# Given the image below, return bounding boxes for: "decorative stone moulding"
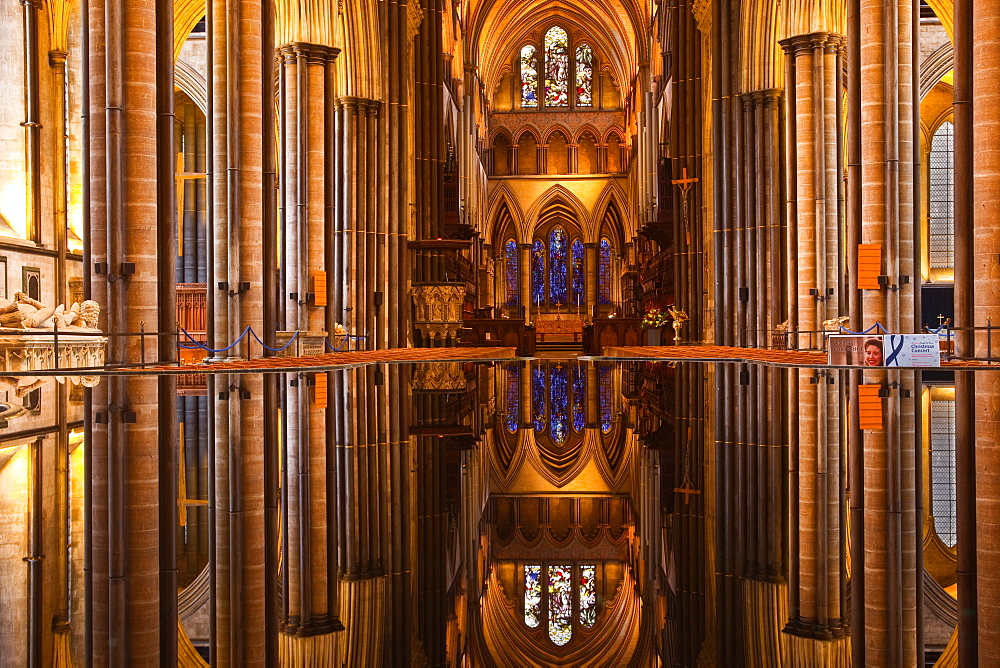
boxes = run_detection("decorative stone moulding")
[413,284,467,342]
[410,362,467,391]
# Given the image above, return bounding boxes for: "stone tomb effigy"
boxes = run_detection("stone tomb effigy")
[0,293,107,373]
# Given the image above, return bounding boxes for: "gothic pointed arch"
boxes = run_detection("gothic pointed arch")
[486,181,528,243]
[592,181,632,242]
[524,184,593,233]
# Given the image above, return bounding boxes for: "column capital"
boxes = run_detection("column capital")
[277,42,341,65]
[779,31,845,56]
[337,96,382,116]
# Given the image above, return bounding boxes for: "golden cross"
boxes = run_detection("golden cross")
[674,479,702,505]
[175,152,207,258]
[671,167,699,246]
[177,421,208,526]
[671,167,699,192]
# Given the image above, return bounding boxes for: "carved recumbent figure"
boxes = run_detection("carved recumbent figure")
[0,293,101,331]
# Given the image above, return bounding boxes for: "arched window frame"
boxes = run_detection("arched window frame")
[520,561,604,646]
[530,223,585,309]
[504,238,520,306]
[518,26,597,110]
[927,118,954,280]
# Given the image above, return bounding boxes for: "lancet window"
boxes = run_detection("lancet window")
[598,237,613,304]
[532,363,587,443]
[521,562,603,645]
[928,121,954,271]
[929,395,957,547]
[519,26,595,109]
[504,238,520,306]
[530,226,585,309]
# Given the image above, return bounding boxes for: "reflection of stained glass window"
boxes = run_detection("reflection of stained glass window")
[533,365,546,432]
[544,27,570,107]
[598,237,612,304]
[549,227,568,305]
[505,239,519,306]
[599,364,613,433]
[571,239,585,306]
[521,45,539,108]
[580,564,597,627]
[548,565,573,645]
[550,365,569,444]
[505,364,520,433]
[524,565,542,627]
[532,240,546,307]
[576,44,593,106]
[572,364,586,432]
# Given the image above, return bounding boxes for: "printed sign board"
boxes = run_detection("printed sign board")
[828,334,941,367]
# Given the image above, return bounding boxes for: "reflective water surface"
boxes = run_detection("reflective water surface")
[0,360,961,665]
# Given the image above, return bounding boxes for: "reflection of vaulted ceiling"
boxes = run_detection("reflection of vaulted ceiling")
[467,0,651,103]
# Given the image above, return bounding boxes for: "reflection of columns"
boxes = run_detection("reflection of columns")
[974,0,1000,660]
[85,0,176,655]
[276,42,341,647]
[519,243,533,321]
[850,0,918,664]
[780,32,849,658]
[585,242,598,316]
[210,0,269,659]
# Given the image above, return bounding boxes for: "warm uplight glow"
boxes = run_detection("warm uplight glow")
[0,181,28,239]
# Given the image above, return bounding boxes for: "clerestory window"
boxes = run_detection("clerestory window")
[519,26,594,110]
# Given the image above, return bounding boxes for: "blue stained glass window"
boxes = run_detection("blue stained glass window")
[544,27,570,107]
[579,565,597,627]
[548,565,573,645]
[576,44,593,106]
[505,239,519,307]
[521,45,539,108]
[571,239,585,306]
[598,237,613,305]
[599,364,613,433]
[549,227,568,306]
[549,365,569,444]
[531,240,546,308]
[532,365,546,432]
[505,364,520,433]
[572,364,586,433]
[524,565,542,627]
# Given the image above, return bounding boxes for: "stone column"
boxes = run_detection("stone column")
[780,32,849,662]
[86,0,171,658]
[567,143,579,173]
[974,0,1000,659]
[854,0,918,664]
[519,243,533,321]
[585,242,598,317]
[211,0,268,659]
[276,40,341,654]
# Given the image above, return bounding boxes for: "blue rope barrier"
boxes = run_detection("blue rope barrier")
[178,325,251,352]
[837,321,889,336]
[248,328,300,352]
[324,334,366,352]
[925,324,950,335]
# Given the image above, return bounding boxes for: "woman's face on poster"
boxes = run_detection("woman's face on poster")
[865,343,883,366]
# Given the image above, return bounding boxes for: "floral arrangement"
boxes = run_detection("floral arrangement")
[641,308,669,329]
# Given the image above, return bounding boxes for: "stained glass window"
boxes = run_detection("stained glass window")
[520,45,539,108]
[599,364,613,433]
[532,365,546,432]
[544,27,570,107]
[929,121,954,269]
[532,239,546,307]
[524,565,542,627]
[505,364,520,433]
[549,365,569,445]
[572,364,586,433]
[571,239,585,306]
[579,564,597,627]
[505,239,519,306]
[576,44,593,106]
[598,237,612,304]
[548,565,573,645]
[549,227,568,306]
